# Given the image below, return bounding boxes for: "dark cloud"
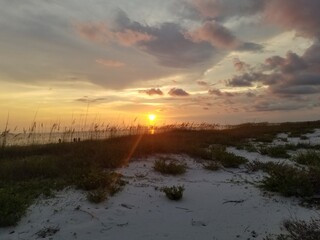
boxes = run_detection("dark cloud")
[264,0,320,38]
[75,22,155,46]
[186,21,263,51]
[99,11,216,68]
[227,72,265,87]
[181,0,265,21]
[227,41,320,101]
[168,88,190,97]
[265,52,308,73]
[197,80,209,86]
[186,21,239,49]
[138,88,164,96]
[270,85,320,95]
[237,42,263,52]
[208,88,222,96]
[208,88,235,97]
[253,100,314,112]
[76,97,107,103]
[246,91,256,98]
[233,58,250,72]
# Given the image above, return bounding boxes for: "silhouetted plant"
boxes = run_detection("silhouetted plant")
[161,185,185,200]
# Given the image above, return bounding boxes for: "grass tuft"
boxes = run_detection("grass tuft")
[203,161,221,171]
[260,163,320,197]
[264,219,320,240]
[87,188,108,203]
[293,150,320,167]
[258,145,290,158]
[154,158,187,175]
[210,145,248,168]
[161,185,185,200]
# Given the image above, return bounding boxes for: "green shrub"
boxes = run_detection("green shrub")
[203,161,221,171]
[161,185,185,200]
[294,150,320,167]
[259,145,290,158]
[154,159,187,175]
[87,188,108,203]
[210,146,248,168]
[261,164,319,197]
[0,190,26,226]
[76,170,125,202]
[264,219,320,240]
[245,161,277,172]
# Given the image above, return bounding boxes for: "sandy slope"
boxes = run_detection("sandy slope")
[1,130,320,240]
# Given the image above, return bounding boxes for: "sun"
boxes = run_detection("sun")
[148,114,156,122]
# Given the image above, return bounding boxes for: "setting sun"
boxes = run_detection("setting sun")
[148,114,156,122]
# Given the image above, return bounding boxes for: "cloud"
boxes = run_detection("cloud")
[185,21,263,51]
[75,22,155,46]
[208,88,235,97]
[265,52,307,73]
[264,0,320,38]
[96,59,125,68]
[227,41,320,100]
[197,80,209,86]
[76,97,107,103]
[186,21,240,49]
[208,88,222,96]
[76,11,217,69]
[227,72,265,87]
[75,22,108,43]
[253,100,313,112]
[138,88,164,96]
[168,88,190,97]
[233,58,250,72]
[182,0,265,21]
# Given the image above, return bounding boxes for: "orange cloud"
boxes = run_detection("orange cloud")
[185,21,240,50]
[96,59,125,68]
[75,22,155,46]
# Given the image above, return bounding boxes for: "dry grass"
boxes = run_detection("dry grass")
[0,120,320,226]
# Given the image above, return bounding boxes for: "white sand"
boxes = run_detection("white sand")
[1,131,320,240]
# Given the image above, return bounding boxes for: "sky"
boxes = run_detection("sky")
[1,0,320,130]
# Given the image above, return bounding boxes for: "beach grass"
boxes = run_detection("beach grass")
[0,120,320,226]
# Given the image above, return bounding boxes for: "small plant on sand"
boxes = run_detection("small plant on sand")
[210,145,248,168]
[260,163,320,197]
[87,188,108,203]
[203,161,221,171]
[264,219,320,240]
[161,185,185,200]
[245,161,277,173]
[235,142,258,152]
[258,145,290,158]
[76,170,126,203]
[293,150,320,167]
[154,158,187,175]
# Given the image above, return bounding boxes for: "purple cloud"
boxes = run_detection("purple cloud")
[139,88,164,96]
[168,88,190,97]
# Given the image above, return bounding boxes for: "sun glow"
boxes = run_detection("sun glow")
[148,114,156,122]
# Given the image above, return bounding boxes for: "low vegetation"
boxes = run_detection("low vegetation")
[161,185,185,200]
[293,150,320,167]
[264,219,320,240]
[258,145,291,158]
[153,158,187,175]
[203,161,221,171]
[246,161,320,197]
[210,145,248,168]
[0,120,319,226]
